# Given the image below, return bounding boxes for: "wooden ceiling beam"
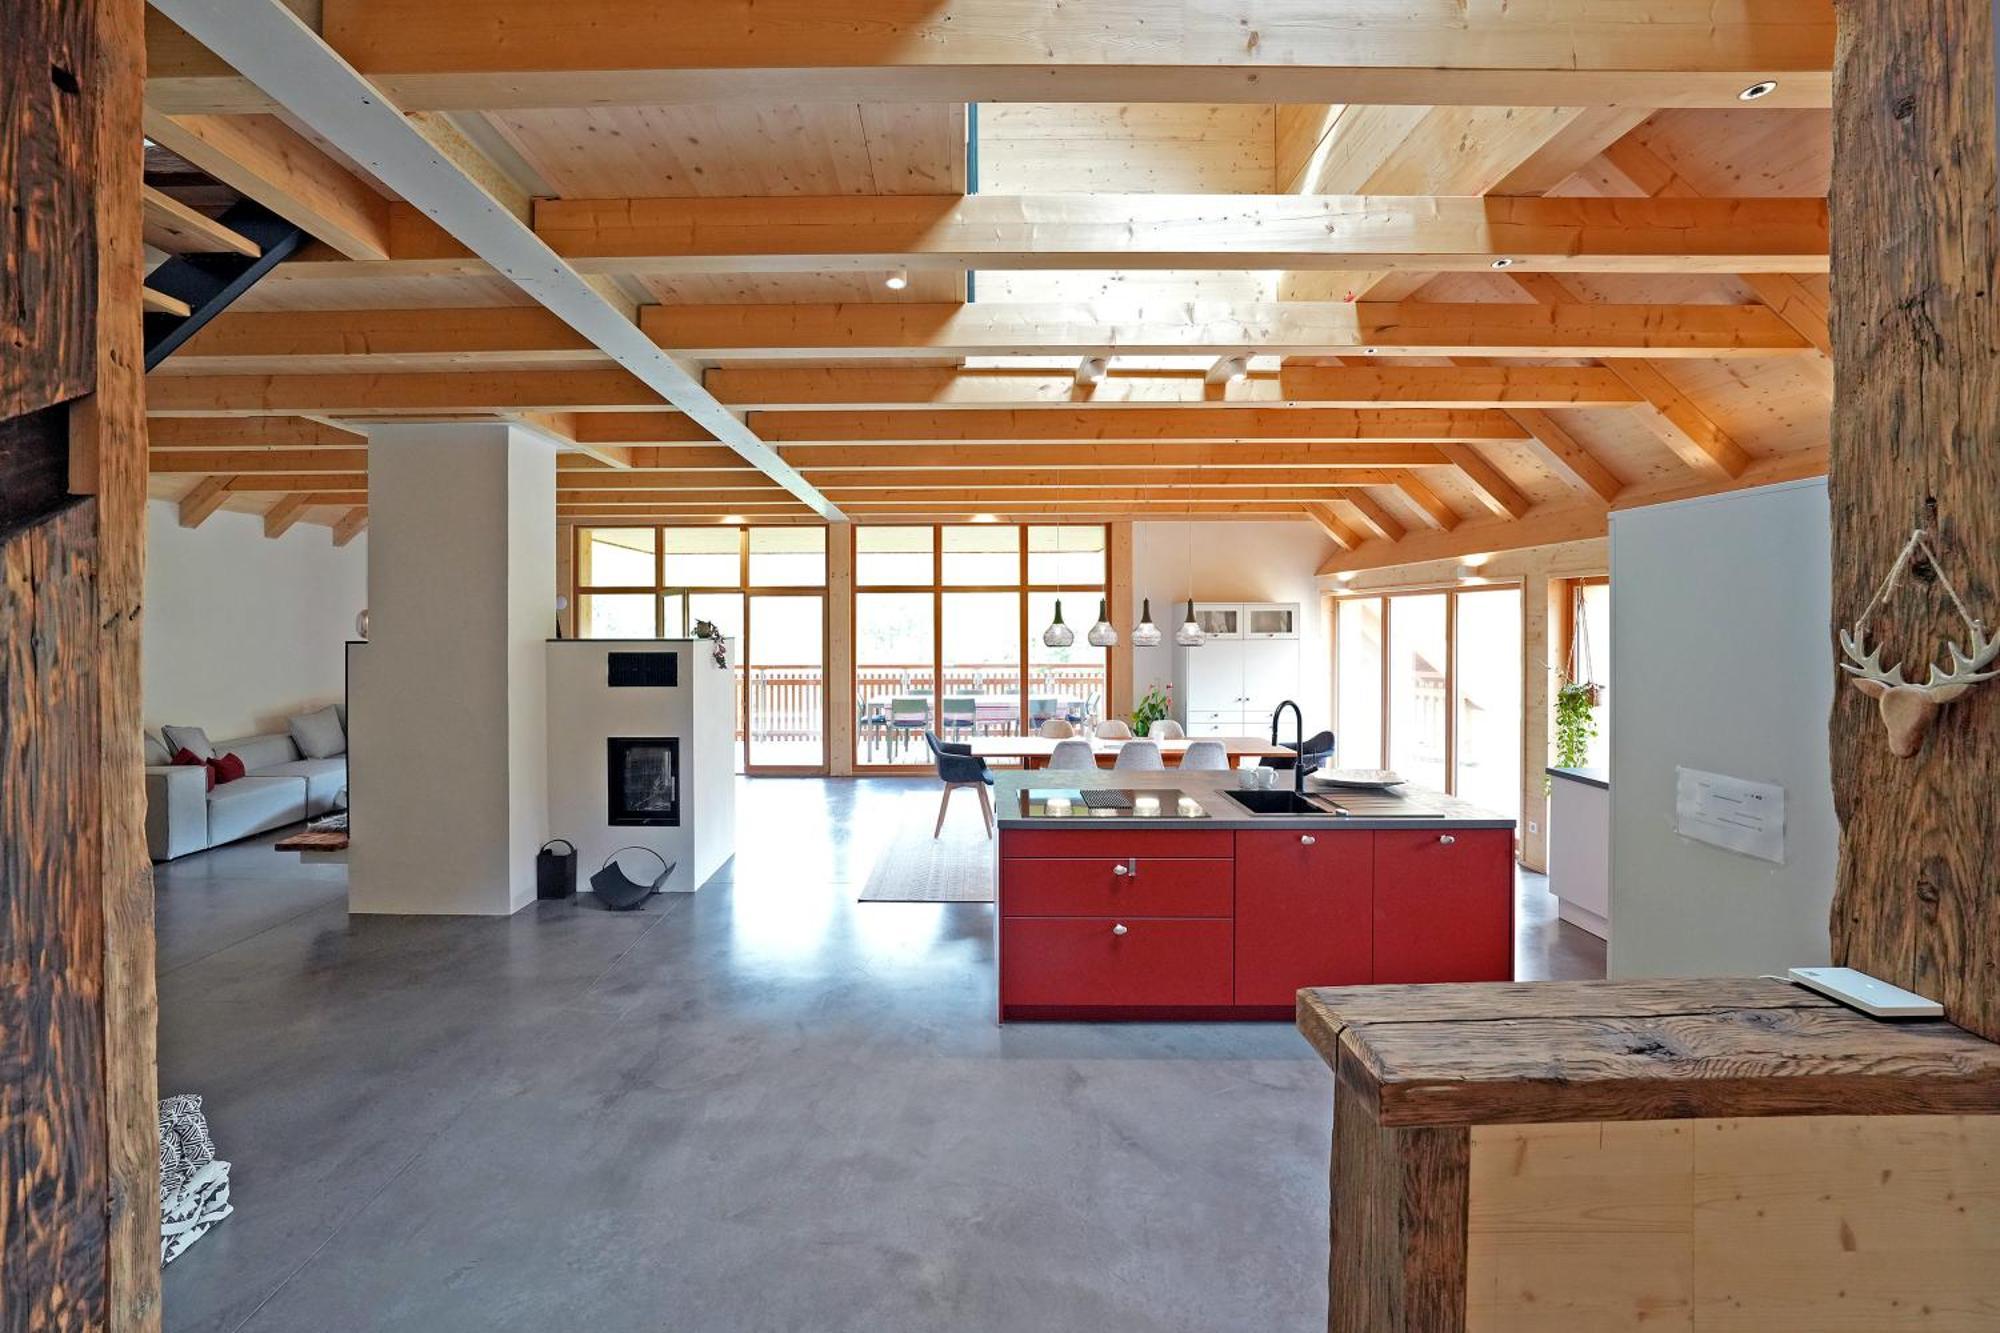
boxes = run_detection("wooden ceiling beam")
[144,1,1830,113]
[1505,407,1625,503]
[559,467,1406,493]
[332,507,368,546]
[142,287,193,317]
[174,307,599,365]
[792,443,1431,470]
[532,193,1827,275]
[1594,135,1833,356]
[1435,443,1533,519]
[140,111,395,261]
[145,370,683,418]
[639,301,1813,360]
[261,494,312,538]
[747,408,1527,446]
[142,184,260,257]
[706,365,1642,412]
[1303,504,1368,551]
[1506,273,1753,479]
[1391,471,1462,532]
[1343,490,1408,542]
[177,475,233,527]
[150,449,368,474]
[147,416,365,447]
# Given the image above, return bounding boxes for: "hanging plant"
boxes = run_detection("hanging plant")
[1553,681,1599,770]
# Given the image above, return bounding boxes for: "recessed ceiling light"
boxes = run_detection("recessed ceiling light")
[1074,356,1109,386]
[970,513,1000,524]
[884,267,909,290]
[1739,80,1778,101]
[1333,570,1356,584]
[721,514,746,525]
[1491,257,1516,269]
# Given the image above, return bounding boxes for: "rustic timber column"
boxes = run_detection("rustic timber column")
[1828,0,2000,1039]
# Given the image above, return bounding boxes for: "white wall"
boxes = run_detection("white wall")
[349,423,554,916]
[1608,478,1837,977]
[143,499,367,739]
[1130,519,1335,728]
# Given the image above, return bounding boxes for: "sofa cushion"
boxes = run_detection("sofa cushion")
[256,757,347,816]
[162,724,214,760]
[143,732,171,767]
[205,775,307,845]
[172,748,215,791]
[288,704,347,759]
[220,733,301,772]
[210,752,247,784]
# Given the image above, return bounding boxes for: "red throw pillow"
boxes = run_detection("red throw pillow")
[172,747,216,792]
[210,752,247,785]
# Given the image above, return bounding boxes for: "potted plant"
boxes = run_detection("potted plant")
[690,619,729,670]
[1130,683,1172,737]
[1553,679,1600,770]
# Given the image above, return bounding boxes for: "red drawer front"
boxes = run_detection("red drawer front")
[1373,828,1515,983]
[1000,857,1232,918]
[1000,918,1233,1008]
[1232,830,1373,1006]
[1001,827,1234,860]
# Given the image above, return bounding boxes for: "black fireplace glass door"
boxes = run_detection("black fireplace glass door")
[607,737,681,826]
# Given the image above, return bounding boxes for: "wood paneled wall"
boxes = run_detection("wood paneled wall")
[1828,0,2000,1041]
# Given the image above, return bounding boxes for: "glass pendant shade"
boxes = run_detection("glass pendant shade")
[1131,598,1163,647]
[1174,598,1206,647]
[1086,597,1118,647]
[1042,598,1076,648]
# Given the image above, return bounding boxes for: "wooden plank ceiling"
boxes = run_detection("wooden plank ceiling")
[140,0,1835,572]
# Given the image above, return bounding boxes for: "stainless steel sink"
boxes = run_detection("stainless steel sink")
[1222,789,1336,815]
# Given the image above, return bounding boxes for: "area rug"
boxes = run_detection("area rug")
[858,808,995,903]
[275,828,349,851]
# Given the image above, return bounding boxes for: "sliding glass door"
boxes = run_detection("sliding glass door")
[1334,585,1522,819]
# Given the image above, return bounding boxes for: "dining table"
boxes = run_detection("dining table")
[969,734,1294,770]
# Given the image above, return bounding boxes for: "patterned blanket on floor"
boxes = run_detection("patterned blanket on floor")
[159,1094,233,1265]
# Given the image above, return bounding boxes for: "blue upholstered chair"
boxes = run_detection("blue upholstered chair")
[924,730,995,838]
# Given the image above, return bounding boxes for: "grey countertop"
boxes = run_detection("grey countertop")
[1546,765,1609,790]
[993,768,1514,831]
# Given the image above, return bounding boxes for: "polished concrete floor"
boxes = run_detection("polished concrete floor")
[156,777,1603,1333]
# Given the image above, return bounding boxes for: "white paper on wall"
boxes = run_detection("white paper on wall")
[1674,766,1787,864]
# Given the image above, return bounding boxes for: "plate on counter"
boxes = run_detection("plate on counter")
[1310,769,1408,790]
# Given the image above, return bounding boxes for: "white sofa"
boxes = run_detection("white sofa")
[144,728,347,862]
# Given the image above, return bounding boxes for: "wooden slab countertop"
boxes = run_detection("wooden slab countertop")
[1297,979,2000,1128]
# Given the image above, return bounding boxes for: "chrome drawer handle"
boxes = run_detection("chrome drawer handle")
[1112,923,1129,936]
[1300,834,1316,846]
[1439,834,1456,845]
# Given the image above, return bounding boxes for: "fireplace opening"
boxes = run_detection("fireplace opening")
[607,737,680,826]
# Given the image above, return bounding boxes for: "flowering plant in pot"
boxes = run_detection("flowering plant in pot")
[1130,683,1172,737]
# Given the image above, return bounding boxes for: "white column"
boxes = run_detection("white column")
[348,422,555,915]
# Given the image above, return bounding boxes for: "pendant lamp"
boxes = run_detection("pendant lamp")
[1087,596,1117,647]
[1131,597,1163,647]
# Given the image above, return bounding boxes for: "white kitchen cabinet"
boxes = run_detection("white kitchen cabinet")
[1191,603,1243,639]
[1173,604,1302,738]
[1243,603,1299,639]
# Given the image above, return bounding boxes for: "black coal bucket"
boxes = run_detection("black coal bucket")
[536,839,577,900]
[590,846,675,910]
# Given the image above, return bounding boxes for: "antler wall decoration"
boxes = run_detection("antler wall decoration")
[1838,527,2000,757]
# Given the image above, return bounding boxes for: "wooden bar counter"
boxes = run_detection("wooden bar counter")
[1296,979,2000,1331]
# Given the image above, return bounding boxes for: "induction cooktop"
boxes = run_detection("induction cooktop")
[1019,788,1211,818]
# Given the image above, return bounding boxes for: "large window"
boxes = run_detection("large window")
[574,525,827,772]
[854,523,1107,768]
[1571,579,1611,770]
[1334,586,1522,820]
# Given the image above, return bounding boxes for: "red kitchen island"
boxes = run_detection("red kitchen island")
[994,769,1516,1021]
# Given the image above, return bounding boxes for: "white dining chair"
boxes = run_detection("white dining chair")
[1149,718,1185,740]
[1112,739,1164,771]
[1179,739,1229,771]
[1037,717,1076,739]
[1046,738,1096,771]
[1096,718,1132,740]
